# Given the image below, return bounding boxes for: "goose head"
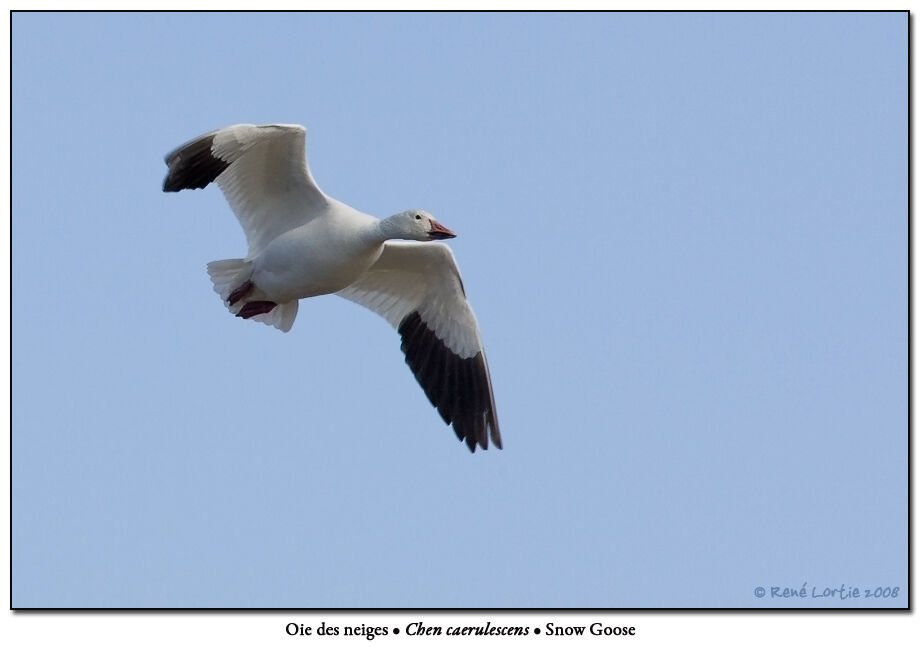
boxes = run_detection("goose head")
[384,210,456,242]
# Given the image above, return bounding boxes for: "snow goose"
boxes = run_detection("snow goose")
[162,123,501,452]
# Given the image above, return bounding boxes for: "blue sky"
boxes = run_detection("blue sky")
[11,12,906,609]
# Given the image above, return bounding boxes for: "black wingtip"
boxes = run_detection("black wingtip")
[398,311,502,453]
[162,133,230,193]
[492,427,503,450]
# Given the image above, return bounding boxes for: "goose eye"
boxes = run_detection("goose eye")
[414,214,422,220]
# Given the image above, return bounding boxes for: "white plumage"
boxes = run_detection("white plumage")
[163,123,501,451]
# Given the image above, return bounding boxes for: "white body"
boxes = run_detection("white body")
[253,202,383,301]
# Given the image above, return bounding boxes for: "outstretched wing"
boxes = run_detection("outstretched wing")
[337,242,501,452]
[163,123,329,256]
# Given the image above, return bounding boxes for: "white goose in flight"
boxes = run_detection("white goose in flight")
[162,123,501,452]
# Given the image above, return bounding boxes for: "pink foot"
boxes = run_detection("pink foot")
[228,280,254,306]
[237,301,278,319]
